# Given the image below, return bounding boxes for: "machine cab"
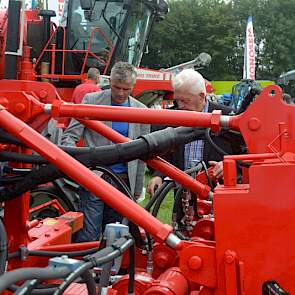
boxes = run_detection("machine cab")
[60,0,168,75]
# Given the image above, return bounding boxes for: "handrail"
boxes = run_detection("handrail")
[34,25,115,79]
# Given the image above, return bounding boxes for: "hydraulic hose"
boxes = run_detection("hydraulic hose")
[144,179,172,212]
[80,270,96,295]
[8,246,101,260]
[149,163,204,219]
[9,283,58,295]
[205,128,228,156]
[52,263,92,295]
[200,160,214,190]
[204,128,250,169]
[0,128,26,146]
[0,266,71,293]
[0,127,205,201]
[151,181,175,217]
[0,218,8,275]
[14,279,40,295]
[172,185,184,225]
[96,166,133,200]
[0,126,205,164]
[128,244,135,294]
[54,236,134,295]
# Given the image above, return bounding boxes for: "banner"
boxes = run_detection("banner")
[48,0,65,24]
[1,1,65,25]
[243,16,255,80]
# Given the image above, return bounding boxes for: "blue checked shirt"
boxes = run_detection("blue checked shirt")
[184,100,209,170]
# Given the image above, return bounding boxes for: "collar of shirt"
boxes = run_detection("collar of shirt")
[202,99,209,113]
[83,79,96,85]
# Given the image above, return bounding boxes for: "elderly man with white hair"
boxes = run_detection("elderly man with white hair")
[147,68,243,195]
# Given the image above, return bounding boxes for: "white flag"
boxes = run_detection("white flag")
[243,16,255,80]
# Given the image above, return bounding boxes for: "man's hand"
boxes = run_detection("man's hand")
[147,176,163,195]
[208,161,223,179]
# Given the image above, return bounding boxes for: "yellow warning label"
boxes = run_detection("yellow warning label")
[43,219,58,226]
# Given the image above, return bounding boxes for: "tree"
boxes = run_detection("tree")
[142,0,295,81]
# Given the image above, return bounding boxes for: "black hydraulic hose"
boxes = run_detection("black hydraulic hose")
[127,244,135,294]
[96,166,133,200]
[0,218,8,275]
[205,128,227,156]
[4,0,20,79]
[0,128,26,146]
[52,262,92,295]
[144,180,171,212]
[145,164,204,214]
[80,270,96,295]
[151,181,175,217]
[152,163,204,219]
[0,127,206,165]
[0,266,71,293]
[3,166,31,175]
[204,128,251,169]
[200,160,214,191]
[8,246,101,260]
[9,284,58,295]
[14,279,40,295]
[95,166,145,247]
[0,175,26,184]
[0,127,206,201]
[54,237,134,295]
[83,237,134,267]
[172,185,184,224]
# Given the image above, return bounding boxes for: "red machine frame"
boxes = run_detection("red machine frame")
[0,84,294,294]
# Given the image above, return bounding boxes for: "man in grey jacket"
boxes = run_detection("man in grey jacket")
[61,62,150,241]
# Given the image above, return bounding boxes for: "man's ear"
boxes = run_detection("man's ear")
[200,92,206,100]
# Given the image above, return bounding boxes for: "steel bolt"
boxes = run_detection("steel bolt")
[248,118,261,131]
[188,255,202,270]
[224,250,236,264]
[15,103,26,114]
[39,89,48,100]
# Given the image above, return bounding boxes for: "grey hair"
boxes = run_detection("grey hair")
[172,69,206,96]
[110,61,137,84]
[87,67,100,83]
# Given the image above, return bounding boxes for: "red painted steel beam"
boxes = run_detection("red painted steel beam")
[0,106,172,243]
[79,119,212,199]
[51,101,226,131]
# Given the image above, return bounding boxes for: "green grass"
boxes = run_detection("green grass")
[140,170,174,225]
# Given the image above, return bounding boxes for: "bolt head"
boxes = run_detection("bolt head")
[188,255,202,270]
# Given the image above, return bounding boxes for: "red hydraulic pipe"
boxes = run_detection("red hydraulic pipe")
[51,102,222,129]
[225,153,282,161]
[0,106,172,243]
[79,119,212,198]
[37,241,100,252]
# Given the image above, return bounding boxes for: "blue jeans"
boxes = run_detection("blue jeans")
[74,188,104,242]
[74,174,129,242]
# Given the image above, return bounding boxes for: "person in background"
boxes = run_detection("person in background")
[61,61,150,242]
[72,67,101,104]
[147,69,243,195]
[283,93,295,105]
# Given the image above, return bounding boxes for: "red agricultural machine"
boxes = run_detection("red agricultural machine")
[0,0,173,101]
[0,1,294,295]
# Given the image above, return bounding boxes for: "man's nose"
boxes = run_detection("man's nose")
[117,88,124,96]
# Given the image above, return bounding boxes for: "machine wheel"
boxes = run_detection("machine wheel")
[30,186,76,220]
